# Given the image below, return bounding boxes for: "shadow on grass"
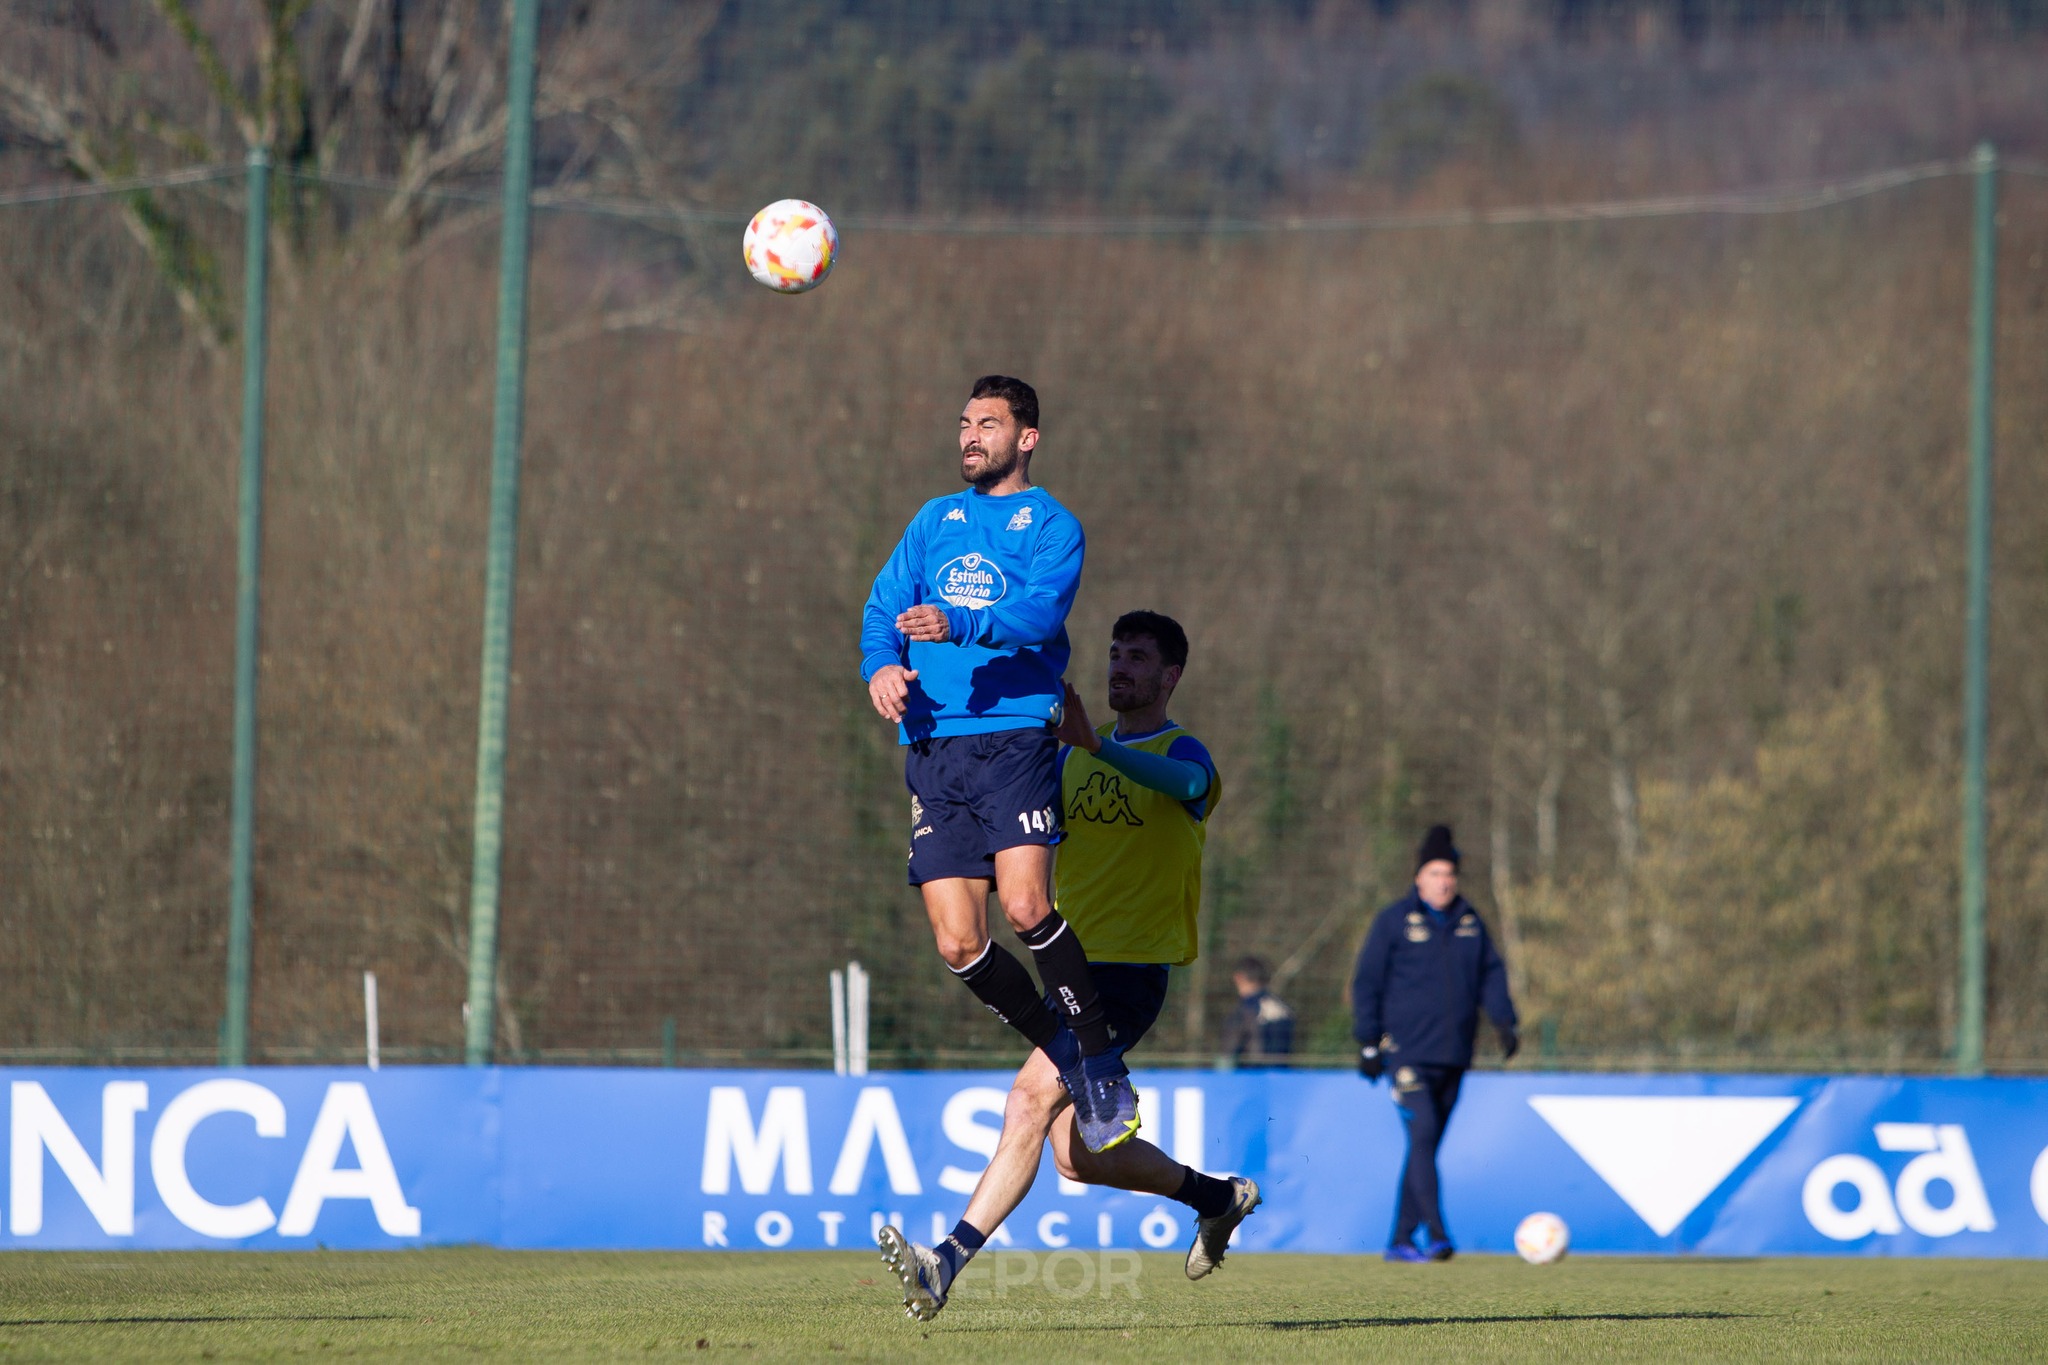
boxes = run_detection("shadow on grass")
[1269,1310,1754,1331]
[942,1310,1755,1334]
[1,1313,402,1328]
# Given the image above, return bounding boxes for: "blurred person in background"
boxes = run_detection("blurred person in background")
[1219,955,1295,1065]
[1351,824,1518,1263]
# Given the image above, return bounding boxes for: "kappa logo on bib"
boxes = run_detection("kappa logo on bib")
[935,553,1007,610]
[1067,771,1144,827]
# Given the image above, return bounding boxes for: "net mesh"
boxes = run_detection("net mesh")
[3,3,2047,1070]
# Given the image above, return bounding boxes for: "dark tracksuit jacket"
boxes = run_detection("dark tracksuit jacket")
[1350,889,1517,1066]
[1350,888,1518,1247]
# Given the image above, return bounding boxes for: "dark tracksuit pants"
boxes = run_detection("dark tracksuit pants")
[1391,1064,1464,1247]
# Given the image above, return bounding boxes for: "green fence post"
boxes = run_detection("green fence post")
[1958,142,1997,1078]
[465,0,542,1066]
[223,145,271,1068]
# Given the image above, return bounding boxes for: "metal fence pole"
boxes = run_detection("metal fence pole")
[1958,141,1997,1077]
[364,970,381,1071]
[465,0,541,1066]
[223,146,271,1068]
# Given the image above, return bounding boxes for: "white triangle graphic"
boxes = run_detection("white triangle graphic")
[1528,1095,1800,1236]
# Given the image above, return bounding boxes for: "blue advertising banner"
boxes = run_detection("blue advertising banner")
[3,1068,2046,1255]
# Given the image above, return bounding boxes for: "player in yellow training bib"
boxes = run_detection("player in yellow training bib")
[878,611,1261,1323]
[1054,640,1222,968]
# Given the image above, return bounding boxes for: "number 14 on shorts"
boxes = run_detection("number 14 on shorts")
[1016,805,1056,834]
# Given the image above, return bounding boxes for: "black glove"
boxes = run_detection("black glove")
[1496,1025,1520,1061]
[1358,1045,1384,1081]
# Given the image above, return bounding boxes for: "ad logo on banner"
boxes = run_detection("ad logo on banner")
[684,1080,1209,1251]
[1528,1096,1801,1235]
[1802,1124,1995,1240]
[6,1077,421,1244]
[3,1068,2046,1256]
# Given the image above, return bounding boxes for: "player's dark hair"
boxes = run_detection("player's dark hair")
[970,375,1039,431]
[1234,956,1270,986]
[1112,610,1189,669]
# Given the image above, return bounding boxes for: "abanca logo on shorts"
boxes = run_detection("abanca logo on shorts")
[935,553,1007,610]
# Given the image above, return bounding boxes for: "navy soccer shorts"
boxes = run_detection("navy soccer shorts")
[1041,963,1170,1074]
[904,728,1062,886]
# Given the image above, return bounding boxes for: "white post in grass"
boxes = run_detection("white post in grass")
[363,970,381,1071]
[847,961,869,1077]
[830,969,848,1076]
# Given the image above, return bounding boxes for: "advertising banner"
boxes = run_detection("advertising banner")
[3,1068,2045,1255]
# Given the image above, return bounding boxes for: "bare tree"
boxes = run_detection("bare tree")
[0,1,717,337]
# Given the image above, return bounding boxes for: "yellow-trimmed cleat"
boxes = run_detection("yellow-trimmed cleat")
[1076,1072,1141,1153]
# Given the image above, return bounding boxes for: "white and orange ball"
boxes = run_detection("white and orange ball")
[743,199,838,293]
[1514,1211,1570,1265]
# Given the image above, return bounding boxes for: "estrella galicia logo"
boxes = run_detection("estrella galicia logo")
[935,553,1007,610]
[1068,771,1143,826]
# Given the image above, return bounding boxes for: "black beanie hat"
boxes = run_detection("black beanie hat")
[1416,824,1460,871]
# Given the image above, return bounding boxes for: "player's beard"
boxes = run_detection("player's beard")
[962,440,1019,490]
[1107,676,1160,713]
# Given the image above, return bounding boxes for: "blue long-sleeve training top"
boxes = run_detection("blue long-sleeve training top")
[860,485,1084,743]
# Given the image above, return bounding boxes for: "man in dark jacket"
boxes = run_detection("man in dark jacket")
[1219,956,1295,1065]
[1350,824,1518,1262]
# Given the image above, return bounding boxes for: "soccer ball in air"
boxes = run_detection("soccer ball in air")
[743,199,838,293]
[1514,1211,1570,1265]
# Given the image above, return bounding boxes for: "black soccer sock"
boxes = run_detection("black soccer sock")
[951,942,1061,1050]
[1173,1166,1237,1220]
[933,1219,987,1291]
[1016,910,1114,1059]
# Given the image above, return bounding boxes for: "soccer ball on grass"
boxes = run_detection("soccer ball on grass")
[1514,1211,1570,1265]
[743,199,838,293]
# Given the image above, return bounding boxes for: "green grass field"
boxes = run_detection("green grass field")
[0,1250,2041,1361]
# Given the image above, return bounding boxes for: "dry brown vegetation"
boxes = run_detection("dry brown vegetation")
[3,2,2048,1068]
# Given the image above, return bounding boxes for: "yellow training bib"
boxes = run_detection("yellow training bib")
[1054,722,1221,966]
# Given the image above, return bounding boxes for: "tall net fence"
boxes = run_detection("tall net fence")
[4,3,2048,1071]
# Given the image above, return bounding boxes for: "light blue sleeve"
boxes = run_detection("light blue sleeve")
[860,508,926,682]
[940,507,1084,650]
[1092,735,1212,805]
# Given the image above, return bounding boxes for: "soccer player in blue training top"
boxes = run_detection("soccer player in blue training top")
[861,375,1138,1155]
[1351,824,1519,1262]
[879,611,1259,1322]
